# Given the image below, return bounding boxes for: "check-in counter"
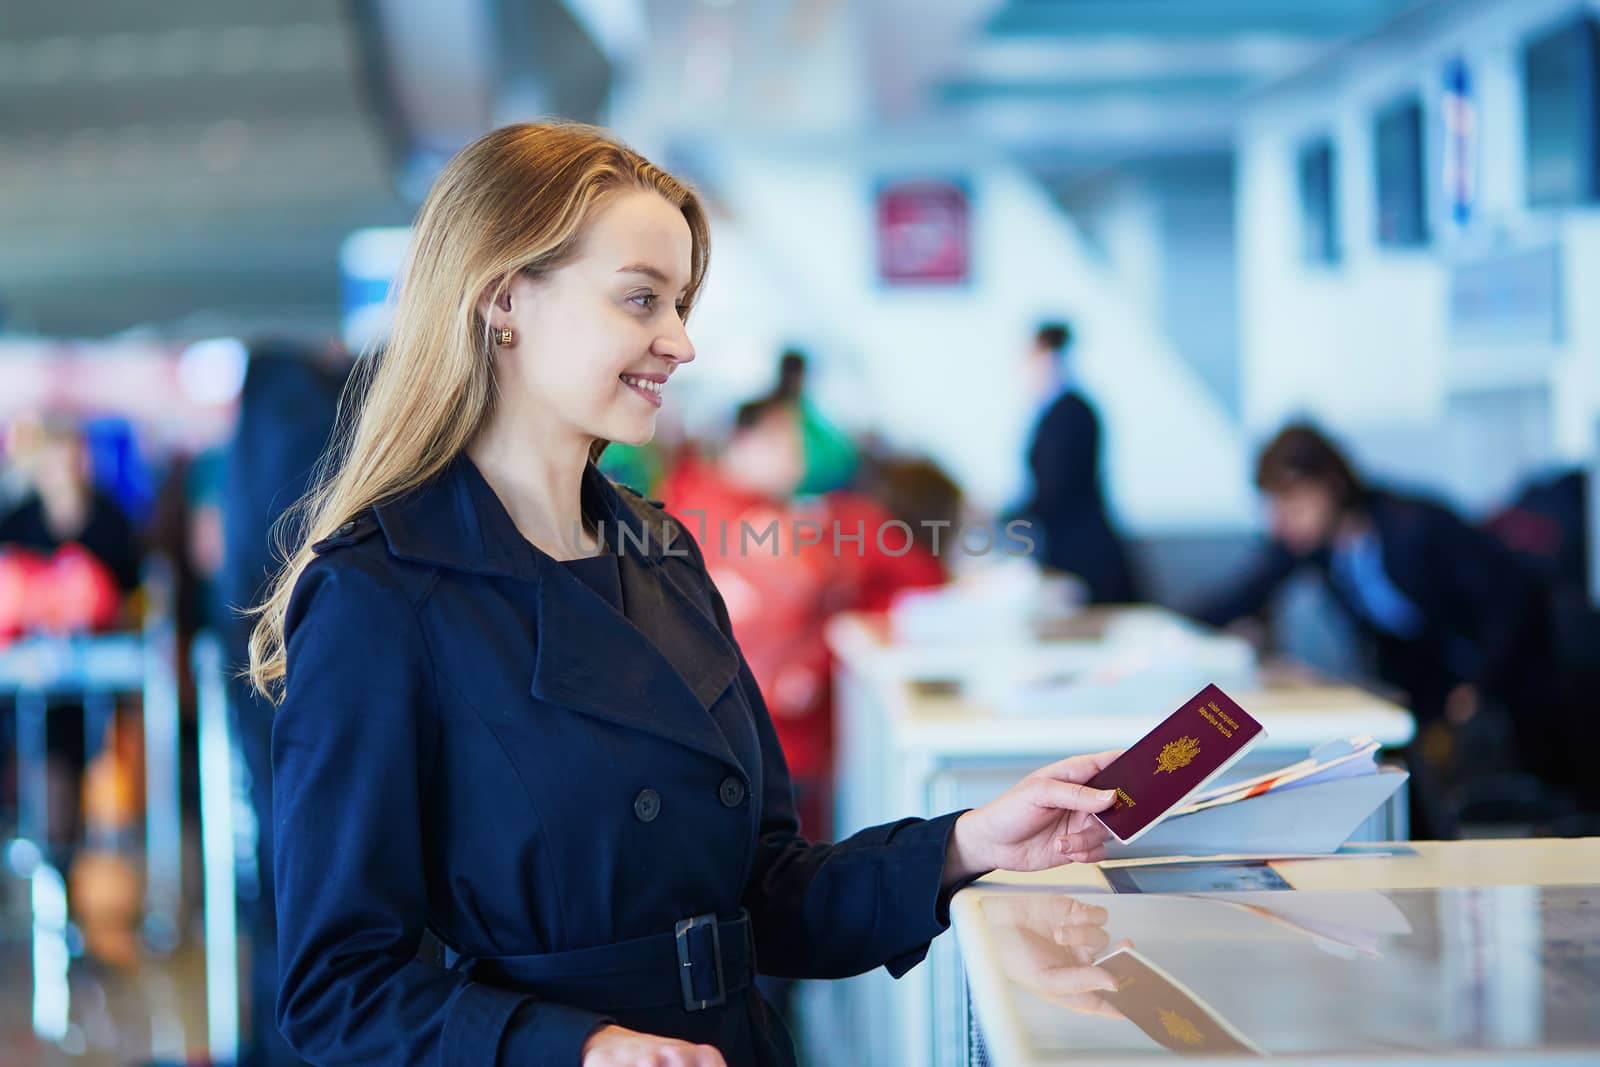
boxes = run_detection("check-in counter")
[806,606,1417,1067]
[955,839,1600,1066]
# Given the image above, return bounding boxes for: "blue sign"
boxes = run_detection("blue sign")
[1442,57,1477,226]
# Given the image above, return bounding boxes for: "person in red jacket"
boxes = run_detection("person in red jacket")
[661,400,951,838]
[661,400,835,831]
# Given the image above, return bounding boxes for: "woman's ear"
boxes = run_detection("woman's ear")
[475,276,516,323]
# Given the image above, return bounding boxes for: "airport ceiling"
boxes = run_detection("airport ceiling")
[0,0,398,338]
[0,0,1419,338]
[932,0,1423,168]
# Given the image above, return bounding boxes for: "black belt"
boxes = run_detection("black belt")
[420,911,754,1014]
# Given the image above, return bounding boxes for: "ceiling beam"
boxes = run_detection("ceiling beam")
[950,33,1323,82]
[939,72,1252,104]
[985,0,1414,39]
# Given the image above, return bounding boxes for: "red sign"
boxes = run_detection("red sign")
[876,180,970,285]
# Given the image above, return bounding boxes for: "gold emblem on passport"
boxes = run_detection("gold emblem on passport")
[1160,1008,1204,1045]
[1156,735,1200,774]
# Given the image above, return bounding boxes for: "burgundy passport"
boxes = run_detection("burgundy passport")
[1087,684,1265,844]
[1095,947,1263,1055]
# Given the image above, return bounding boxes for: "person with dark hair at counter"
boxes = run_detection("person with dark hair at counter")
[1191,422,1558,832]
[1023,321,1136,604]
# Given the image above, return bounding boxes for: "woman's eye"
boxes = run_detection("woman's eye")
[628,293,687,319]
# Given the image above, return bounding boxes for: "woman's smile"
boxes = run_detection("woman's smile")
[620,372,665,407]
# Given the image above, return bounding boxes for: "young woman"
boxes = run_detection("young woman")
[250,122,1119,1067]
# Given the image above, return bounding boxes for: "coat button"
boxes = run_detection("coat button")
[718,777,746,808]
[335,520,356,536]
[633,789,661,822]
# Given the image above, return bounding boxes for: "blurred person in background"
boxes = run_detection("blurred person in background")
[1022,321,1137,604]
[1479,468,1598,823]
[1191,422,1562,834]
[0,416,141,890]
[145,446,229,661]
[139,445,229,836]
[765,348,858,496]
[836,452,957,612]
[1483,469,1589,595]
[1,416,142,597]
[220,336,350,1067]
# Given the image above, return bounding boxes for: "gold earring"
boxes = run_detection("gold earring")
[494,327,514,346]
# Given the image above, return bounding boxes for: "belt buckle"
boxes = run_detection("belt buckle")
[674,913,726,1012]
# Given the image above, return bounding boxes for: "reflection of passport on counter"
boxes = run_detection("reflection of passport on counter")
[1087,684,1265,844]
[1096,947,1263,1056]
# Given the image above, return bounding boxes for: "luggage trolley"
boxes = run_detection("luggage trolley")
[191,628,241,1063]
[0,559,184,949]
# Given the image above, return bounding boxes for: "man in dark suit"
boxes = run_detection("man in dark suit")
[1192,423,1561,833]
[219,338,350,1067]
[1024,322,1137,603]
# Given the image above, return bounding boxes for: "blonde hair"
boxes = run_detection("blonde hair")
[246,121,710,701]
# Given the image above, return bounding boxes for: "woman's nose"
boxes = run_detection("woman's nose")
[655,319,695,365]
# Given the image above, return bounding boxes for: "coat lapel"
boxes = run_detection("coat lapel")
[529,552,741,768]
[378,456,744,770]
[534,464,742,764]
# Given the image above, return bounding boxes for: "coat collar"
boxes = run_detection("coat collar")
[374,455,696,575]
[373,456,745,771]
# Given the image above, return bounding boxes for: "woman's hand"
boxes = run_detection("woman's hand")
[581,1024,727,1066]
[988,894,1131,1018]
[943,751,1121,886]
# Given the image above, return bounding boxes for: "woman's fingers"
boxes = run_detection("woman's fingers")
[1052,921,1111,955]
[583,1030,725,1067]
[1051,804,1112,860]
[1049,897,1109,928]
[1046,991,1125,1019]
[652,1047,725,1067]
[1054,849,1108,866]
[1032,777,1117,815]
[1053,821,1110,855]
[1038,962,1119,998]
[1032,750,1123,784]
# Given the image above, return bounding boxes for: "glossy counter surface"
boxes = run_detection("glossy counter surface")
[954,840,1600,1066]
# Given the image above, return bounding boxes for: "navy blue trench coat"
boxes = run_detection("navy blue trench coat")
[271,455,967,1066]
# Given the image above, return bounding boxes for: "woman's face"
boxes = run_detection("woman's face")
[491,189,696,448]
